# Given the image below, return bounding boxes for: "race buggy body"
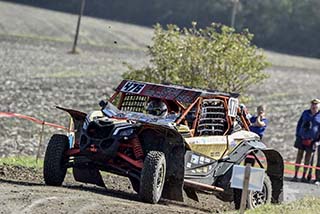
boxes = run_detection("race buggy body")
[43,80,284,209]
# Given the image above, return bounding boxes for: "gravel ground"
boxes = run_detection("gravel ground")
[0,165,233,213]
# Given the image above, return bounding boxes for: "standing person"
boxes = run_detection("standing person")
[292,99,320,182]
[249,105,268,139]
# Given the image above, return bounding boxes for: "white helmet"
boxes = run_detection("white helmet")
[146,99,168,117]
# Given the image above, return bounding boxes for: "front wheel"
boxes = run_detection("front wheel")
[139,151,166,204]
[43,134,69,186]
[234,174,272,209]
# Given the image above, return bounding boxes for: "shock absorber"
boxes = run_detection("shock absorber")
[131,136,143,159]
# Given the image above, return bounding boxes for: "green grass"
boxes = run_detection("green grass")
[245,197,320,214]
[284,163,295,172]
[0,156,43,168]
[224,197,320,214]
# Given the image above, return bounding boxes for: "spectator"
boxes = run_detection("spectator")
[249,105,268,139]
[292,99,320,182]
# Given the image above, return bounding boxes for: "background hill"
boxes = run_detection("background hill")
[2,0,320,58]
[1,1,320,161]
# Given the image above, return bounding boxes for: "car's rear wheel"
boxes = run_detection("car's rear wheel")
[234,173,272,209]
[43,134,69,186]
[139,151,166,204]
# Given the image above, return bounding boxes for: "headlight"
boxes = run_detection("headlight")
[113,126,134,137]
[118,128,134,137]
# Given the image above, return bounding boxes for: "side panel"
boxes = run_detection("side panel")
[211,141,283,203]
[56,106,86,144]
[185,136,228,159]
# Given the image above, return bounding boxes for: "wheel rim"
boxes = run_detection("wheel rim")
[156,162,165,192]
[251,183,268,207]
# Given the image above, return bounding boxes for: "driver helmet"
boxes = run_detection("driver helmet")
[146,99,168,117]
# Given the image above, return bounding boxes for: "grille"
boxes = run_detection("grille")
[197,99,227,136]
[120,94,148,112]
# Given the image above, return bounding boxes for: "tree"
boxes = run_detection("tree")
[123,22,270,94]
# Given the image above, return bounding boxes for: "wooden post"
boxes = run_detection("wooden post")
[71,0,86,54]
[36,121,45,163]
[239,163,251,214]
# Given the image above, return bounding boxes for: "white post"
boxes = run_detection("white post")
[36,121,45,163]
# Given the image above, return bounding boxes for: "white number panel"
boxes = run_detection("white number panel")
[121,81,146,94]
[228,97,238,117]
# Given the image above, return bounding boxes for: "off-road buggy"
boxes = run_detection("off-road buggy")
[43,80,283,209]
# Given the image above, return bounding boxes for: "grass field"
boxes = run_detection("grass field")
[0,156,43,168]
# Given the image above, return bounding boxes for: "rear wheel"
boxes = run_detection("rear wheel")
[234,174,272,209]
[43,134,69,186]
[139,151,166,204]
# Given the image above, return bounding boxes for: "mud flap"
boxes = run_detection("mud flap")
[73,167,106,188]
[138,127,185,202]
[161,176,184,201]
[262,149,284,204]
[161,145,185,201]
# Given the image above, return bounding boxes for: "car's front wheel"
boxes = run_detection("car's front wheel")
[139,151,166,204]
[43,134,69,186]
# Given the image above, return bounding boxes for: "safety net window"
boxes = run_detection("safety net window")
[120,94,148,113]
[197,99,227,136]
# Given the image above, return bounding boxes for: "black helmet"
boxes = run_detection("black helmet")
[146,99,168,117]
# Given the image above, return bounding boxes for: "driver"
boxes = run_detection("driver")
[146,98,168,117]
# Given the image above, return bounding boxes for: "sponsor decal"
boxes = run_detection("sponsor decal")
[190,154,200,164]
[229,140,237,148]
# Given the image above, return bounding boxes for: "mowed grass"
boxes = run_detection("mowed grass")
[244,197,320,214]
[224,197,320,214]
[265,51,320,71]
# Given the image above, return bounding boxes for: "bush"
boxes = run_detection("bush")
[123,22,270,94]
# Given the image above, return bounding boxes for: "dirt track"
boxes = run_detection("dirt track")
[0,165,233,214]
[1,165,320,213]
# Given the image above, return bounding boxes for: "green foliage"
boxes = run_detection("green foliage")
[123,23,270,93]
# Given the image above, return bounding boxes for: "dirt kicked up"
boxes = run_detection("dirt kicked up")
[0,165,233,213]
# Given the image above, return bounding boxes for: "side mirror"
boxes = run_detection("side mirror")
[99,100,107,108]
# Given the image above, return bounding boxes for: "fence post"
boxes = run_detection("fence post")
[36,121,45,163]
[239,163,251,214]
[71,0,86,54]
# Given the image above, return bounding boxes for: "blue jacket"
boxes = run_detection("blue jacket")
[296,110,320,140]
[249,116,268,138]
